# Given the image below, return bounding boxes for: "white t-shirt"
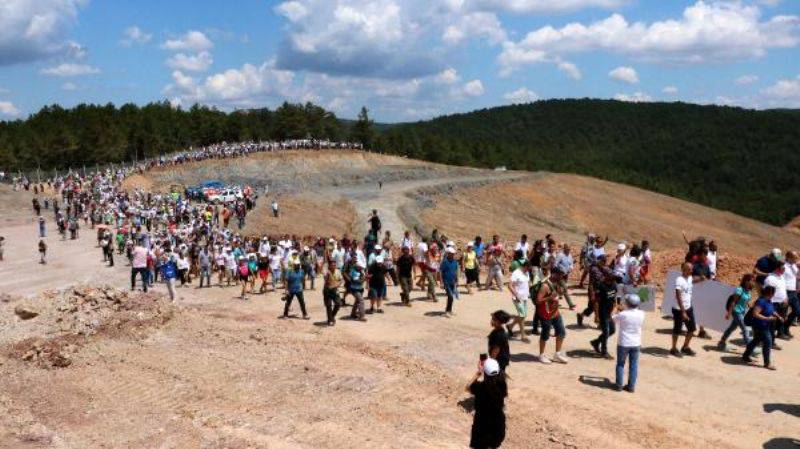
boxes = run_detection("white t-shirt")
[783,262,798,292]
[765,273,788,304]
[515,242,529,255]
[674,275,693,310]
[613,309,645,347]
[416,242,428,262]
[624,257,640,285]
[613,254,629,278]
[510,268,530,301]
[706,251,717,277]
[269,254,282,270]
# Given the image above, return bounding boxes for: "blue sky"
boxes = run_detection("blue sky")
[0,0,798,122]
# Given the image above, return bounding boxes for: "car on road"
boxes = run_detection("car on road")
[207,187,243,203]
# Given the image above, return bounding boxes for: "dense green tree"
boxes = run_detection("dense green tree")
[351,106,374,149]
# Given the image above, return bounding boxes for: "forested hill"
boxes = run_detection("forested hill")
[374,99,800,226]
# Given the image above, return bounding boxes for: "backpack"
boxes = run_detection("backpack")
[743,306,755,327]
[162,260,177,279]
[239,263,249,277]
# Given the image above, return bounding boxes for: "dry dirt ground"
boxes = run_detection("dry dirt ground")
[2,155,799,449]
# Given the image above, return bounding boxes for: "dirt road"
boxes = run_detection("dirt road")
[331,171,532,239]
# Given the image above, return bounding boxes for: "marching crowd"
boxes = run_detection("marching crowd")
[2,144,798,449]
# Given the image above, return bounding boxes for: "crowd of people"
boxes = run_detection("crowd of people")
[2,144,798,449]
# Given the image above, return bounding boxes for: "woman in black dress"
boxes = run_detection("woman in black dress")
[467,357,508,449]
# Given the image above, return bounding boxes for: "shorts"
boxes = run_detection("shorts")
[369,284,387,299]
[239,273,249,282]
[258,269,268,280]
[540,315,566,341]
[672,307,697,334]
[513,298,529,318]
[465,267,479,283]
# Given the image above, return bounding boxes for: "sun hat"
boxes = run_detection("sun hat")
[483,358,501,376]
[446,247,456,254]
[617,243,626,251]
[624,294,641,308]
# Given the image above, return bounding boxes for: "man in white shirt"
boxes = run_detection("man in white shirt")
[415,238,429,290]
[785,251,799,339]
[765,265,788,341]
[707,240,719,280]
[613,294,645,393]
[515,234,530,257]
[507,262,531,343]
[671,262,697,357]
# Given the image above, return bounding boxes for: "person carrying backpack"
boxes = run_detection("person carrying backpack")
[742,285,783,370]
[160,248,178,301]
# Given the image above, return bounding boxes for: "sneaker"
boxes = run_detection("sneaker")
[590,339,601,354]
[553,352,568,364]
[377,309,384,314]
[697,329,711,340]
[773,343,782,351]
[602,353,614,360]
[752,347,762,356]
[765,364,777,371]
[669,348,682,357]
[614,384,623,392]
[539,354,552,364]
[366,308,374,315]
[681,347,696,357]
[716,341,727,352]
[623,385,635,393]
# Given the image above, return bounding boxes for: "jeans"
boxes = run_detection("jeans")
[131,267,148,292]
[597,313,616,354]
[271,268,281,289]
[199,266,211,287]
[323,287,341,323]
[283,291,308,317]
[444,281,458,312]
[556,278,575,308]
[743,326,772,366]
[399,276,412,304]
[720,311,751,345]
[350,289,365,319]
[784,291,799,334]
[165,277,177,301]
[615,346,640,390]
[425,272,437,299]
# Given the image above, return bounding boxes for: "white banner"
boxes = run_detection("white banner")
[661,270,736,333]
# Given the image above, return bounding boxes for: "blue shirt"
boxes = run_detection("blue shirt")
[474,242,485,258]
[348,268,364,291]
[440,258,459,285]
[753,297,775,330]
[286,269,304,294]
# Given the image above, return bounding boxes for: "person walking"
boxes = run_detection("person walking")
[488,310,511,373]
[367,255,388,314]
[441,247,460,316]
[38,239,47,264]
[535,268,568,364]
[131,239,149,292]
[282,260,309,319]
[396,245,415,306]
[590,269,617,359]
[160,249,179,301]
[670,262,697,357]
[198,246,212,288]
[323,260,342,325]
[718,274,755,351]
[345,263,367,322]
[613,294,645,392]
[467,358,507,449]
[742,286,782,370]
[507,261,531,342]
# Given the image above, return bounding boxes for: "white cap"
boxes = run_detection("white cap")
[446,247,456,254]
[375,255,385,264]
[624,294,641,308]
[617,243,626,251]
[329,238,336,243]
[446,240,455,247]
[303,246,309,251]
[467,241,474,247]
[375,244,382,250]
[483,358,500,376]
[772,248,783,260]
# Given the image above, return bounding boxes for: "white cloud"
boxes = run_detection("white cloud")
[121,26,152,46]
[662,86,678,94]
[442,11,507,45]
[556,60,582,80]
[614,91,652,102]
[462,79,485,97]
[735,74,759,85]
[0,101,20,116]
[161,31,213,52]
[61,81,77,91]
[477,0,627,14]
[40,63,100,76]
[608,66,638,84]
[0,0,87,65]
[275,1,309,22]
[166,51,213,72]
[761,75,800,107]
[503,87,538,103]
[434,68,460,84]
[498,1,800,74]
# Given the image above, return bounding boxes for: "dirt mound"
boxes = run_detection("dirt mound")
[243,194,357,238]
[121,150,480,194]
[2,285,174,369]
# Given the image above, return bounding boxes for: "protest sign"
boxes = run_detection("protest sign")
[661,270,736,333]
